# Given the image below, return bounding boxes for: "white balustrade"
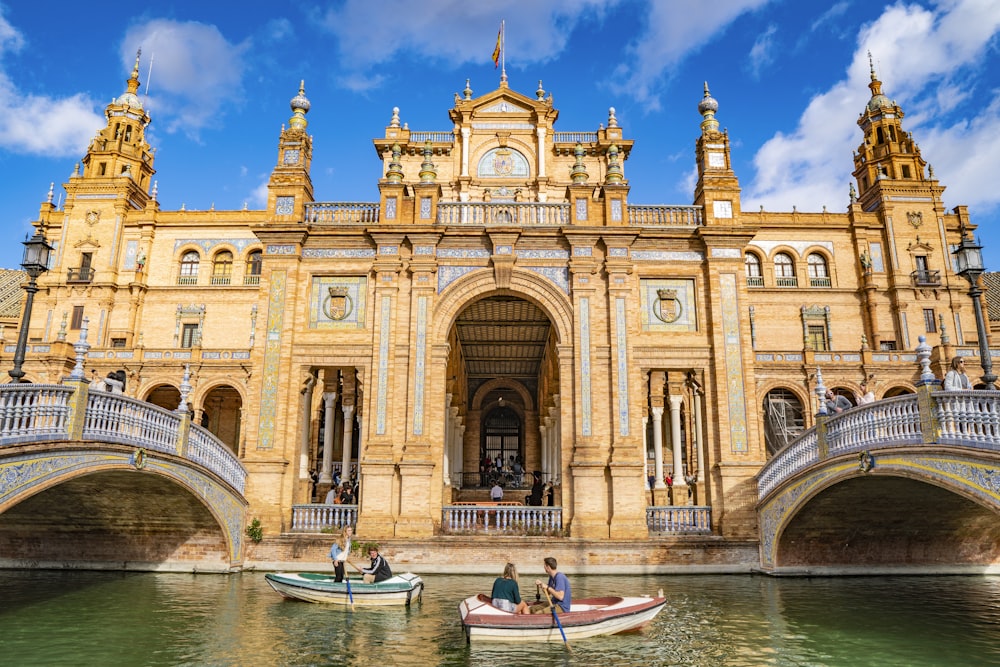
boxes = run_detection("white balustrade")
[441,505,563,535]
[627,205,703,226]
[437,202,569,226]
[186,424,247,492]
[305,202,380,224]
[0,384,73,439]
[646,506,712,534]
[291,504,358,532]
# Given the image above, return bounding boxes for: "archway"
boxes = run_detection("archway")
[199,384,243,453]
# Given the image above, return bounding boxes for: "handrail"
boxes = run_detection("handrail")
[305,202,380,224]
[627,205,703,226]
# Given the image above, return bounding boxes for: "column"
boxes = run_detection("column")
[299,374,316,479]
[643,413,650,489]
[693,387,705,483]
[461,127,471,177]
[443,394,452,488]
[455,422,466,486]
[536,127,546,178]
[651,406,665,489]
[341,404,356,484]
[669,394,688,503]
[355,412,363,479]
[319,391,337,484]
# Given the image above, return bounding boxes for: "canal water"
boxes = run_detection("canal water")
[0,570,997,666]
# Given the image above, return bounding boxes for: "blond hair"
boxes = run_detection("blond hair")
[503,562,518,581]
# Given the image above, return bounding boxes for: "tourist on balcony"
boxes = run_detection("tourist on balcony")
[526,472,543,505]
[858,381,876,405]
[825,389,852,414]
[324,485,338,505]
[340,484,355,505]
[490,481,504,501]
[491,562,529,614]
[361,545,392,583]
[329,525,353,583]
[944,357,973,391]
[543,482,554,507]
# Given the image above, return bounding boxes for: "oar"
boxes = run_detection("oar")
[540,583,571,652]
[345,575,355,611]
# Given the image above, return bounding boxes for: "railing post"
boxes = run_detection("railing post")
[915,335,942,444]
[62,378,89,441]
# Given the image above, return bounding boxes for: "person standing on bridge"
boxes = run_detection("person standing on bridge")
[944,357,973,391]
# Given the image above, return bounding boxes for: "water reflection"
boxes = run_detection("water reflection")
[0,571,997,666]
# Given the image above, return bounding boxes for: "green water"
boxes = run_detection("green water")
[0,571,997,666]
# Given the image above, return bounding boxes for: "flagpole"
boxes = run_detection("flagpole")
[501,19,506,84]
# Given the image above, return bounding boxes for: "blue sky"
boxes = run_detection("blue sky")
[1,1,1000,270]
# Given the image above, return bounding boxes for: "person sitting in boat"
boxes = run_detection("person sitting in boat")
[535,556,571,613]
[491,562,530,614]
[328,525,353,583]
[361,545,392,583]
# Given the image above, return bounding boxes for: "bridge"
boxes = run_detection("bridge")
[757,384,1000,574]
[0,379,248,572]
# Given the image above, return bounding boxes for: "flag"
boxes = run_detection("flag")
[491,23,502,68]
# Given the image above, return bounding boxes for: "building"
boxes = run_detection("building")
[13,54,989,547]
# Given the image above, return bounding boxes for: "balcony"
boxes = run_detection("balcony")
[776,276,798,288]
[911,269,941,287]
[437,202,569,226]
[746,276,764,288]
[67,267,94,283]
[177,275,198,285]
[809,276,832,288]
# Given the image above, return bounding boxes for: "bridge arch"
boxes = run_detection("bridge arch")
[0,441,247,571]
[759,447,1000,572]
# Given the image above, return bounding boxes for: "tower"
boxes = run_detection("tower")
[267,82,314,220]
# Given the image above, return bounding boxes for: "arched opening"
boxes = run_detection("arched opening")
[448,294,555,497]
[145,384,182,412]
[199,385,243,454]
[763,387,805,457]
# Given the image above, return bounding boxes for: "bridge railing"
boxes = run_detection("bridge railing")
[291,504,358,531]
[0,383,246,494]
[0,384,74,443]
[757,390,1000,500]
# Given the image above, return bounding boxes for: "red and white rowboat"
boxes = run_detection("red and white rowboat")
[459,593,666,642]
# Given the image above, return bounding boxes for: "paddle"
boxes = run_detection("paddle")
[345,576,355,611]
[539,583,571,652]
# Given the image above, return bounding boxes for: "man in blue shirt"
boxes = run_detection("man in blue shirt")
[535,556,571,613]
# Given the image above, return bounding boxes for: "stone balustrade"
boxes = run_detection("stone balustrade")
[305,202,380,224]
[646,506,712,534]
[442,504,563,535]
[291,504,359,532]
[0,383,246,494]
[437,202,569,226]
[757,390,1000,500]
[627,204,703,226]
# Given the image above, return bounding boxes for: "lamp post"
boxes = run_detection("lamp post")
[952,232,996,389]
[8,231,53,383]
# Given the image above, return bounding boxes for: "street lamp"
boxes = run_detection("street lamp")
[952,232,997,389]
[8,231,53,382]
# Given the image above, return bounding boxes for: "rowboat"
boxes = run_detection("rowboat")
[264,572,424,606]
[459,593,666,642]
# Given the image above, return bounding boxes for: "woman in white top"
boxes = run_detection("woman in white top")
[329,525,353,583]
[857,380,875,405]
[944,357,973,391]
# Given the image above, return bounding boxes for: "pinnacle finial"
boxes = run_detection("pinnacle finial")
[288,80,310,130]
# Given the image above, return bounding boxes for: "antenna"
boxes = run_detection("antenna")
[145,52,154,97]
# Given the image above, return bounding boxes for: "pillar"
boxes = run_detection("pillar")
[669,394,689,505]
[319,391,337,484]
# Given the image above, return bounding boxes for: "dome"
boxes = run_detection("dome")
[698,92,718,115]
[290,84,311,114]
[117,91,143,110]
[867,93,891,112]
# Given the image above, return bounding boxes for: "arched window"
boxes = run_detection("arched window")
[212,250,233,285]
[178,251,200,285]
[745,253,763,287]
[807,253,830,287]
[245,250,262,285]
[774,253,797,287]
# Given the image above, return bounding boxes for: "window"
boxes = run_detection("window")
[111,338,126,348]
[745,253,763,287]
[807,325,828,351]
[901,165,911,179]
[70,306,84,330]
[181,323,199,348]
[807,254,830,287]
[212,251,233,285]
[880,341,897,351]
[178,251,200,285]
[245,250,262,285]
[774,253,797,287]
[924,309,937,333]
[763,388,805,458]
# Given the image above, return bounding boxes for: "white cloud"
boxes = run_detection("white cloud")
[121,19,249,138]
[745,0,1000,217]
[747,24,778,79]
[249,177,269,208]
[0,8,102,156]
[318,0,617,73]
[611,0,773,110]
